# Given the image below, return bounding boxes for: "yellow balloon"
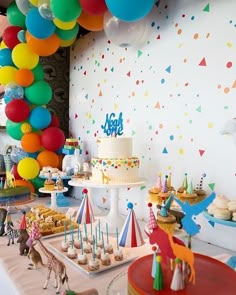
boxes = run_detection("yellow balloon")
[29,0,39,6]
[12,43,39,70]
[17,157,40,180]
[0,40,8,49]
[0,66,17,86]
[21,122,32,134]
[60,37,76,48]
[53,18,76,30]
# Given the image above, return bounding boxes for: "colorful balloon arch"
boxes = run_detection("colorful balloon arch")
[0,0,155,191]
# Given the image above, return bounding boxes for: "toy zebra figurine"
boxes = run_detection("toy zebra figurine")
[5,221,19,246]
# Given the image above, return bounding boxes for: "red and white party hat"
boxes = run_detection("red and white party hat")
[119,202,144,248]
[77,188,95,224]
[19,211,27,230]
[147,203,157,230]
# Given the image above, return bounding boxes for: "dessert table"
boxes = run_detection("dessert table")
[39,187,68,210]
[0,197,235,295]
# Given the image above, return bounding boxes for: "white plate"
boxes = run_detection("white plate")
[48,237,137,275]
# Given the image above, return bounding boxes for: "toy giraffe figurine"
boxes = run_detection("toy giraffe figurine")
[100,169,111,184]
[36,239,70,294]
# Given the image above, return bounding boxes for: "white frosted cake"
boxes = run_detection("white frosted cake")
[91,137,140,184]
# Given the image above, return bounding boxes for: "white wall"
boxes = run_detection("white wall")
[69,0,236,250]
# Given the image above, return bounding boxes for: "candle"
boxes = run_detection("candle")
[95,226,98,249]
[64,221,67,243]
[90,215,93,236]
[101,232,105,254]
[98,219,101,240]
[80,230,84,255]
[92,235,95,260]
[77,225,80,239]
[106,222,109,244]
[116,227,119,250]
[70,223,74,242]
[84,222,87,239]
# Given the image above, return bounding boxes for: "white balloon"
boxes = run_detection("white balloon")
[38,0,54,20]
[104,11,151,49]
[15,0,33,16]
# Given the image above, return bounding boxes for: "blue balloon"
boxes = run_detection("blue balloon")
[105,0,155,22]
[26,7,56,39]
[4,82,24,100]
[27,151,39,159]
[29,106,51,129]
[0,48,14,67]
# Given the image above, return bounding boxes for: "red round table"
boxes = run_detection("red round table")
[128,253,236,294]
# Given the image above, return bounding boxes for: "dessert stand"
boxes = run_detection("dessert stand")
[39,175,72,207]
[203,210,236,227]
[68,178,146,233]
[39,187,68,210]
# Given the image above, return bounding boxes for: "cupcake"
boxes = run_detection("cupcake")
[83,242,92,254]
[101,252,111,266]
[88,258,100,271]
[67,245,77,259]
[61,240,69,252]
[149,174,173,205]
[157,199,176,234]
[44,179,55,191]
[194,173,207,198]
[104,243,113,254]
[114,249,123,261]
[77,253,88,265]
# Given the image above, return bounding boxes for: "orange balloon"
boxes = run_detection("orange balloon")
[15,68,34,87]
[37,150,59,168]
[25,31,61,57]
[15,179,35,193]
[77,11,104,31]
[21,132,41,153]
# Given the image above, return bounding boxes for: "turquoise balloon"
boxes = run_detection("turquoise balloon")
[17,30,26,43]
[25,81,52,105]
[0,48,14,67]
[105,0,155,22]
[32,63,45,81]
[55,23,79,41]
[51,0,82,22]
[6,119,24,140]
[7,1,26,29]
[29,106,51,129]
[26,8,55,39]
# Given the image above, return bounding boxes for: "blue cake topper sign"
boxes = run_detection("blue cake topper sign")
[101,112,124,136]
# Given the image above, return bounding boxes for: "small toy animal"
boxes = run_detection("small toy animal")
[17,229,30,255]
[100,169,111,184]
[0,208,7,236]
[27,245,44,269]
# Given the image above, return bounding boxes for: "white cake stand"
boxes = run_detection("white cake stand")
[68,178,146,233]
[39,187,68,210]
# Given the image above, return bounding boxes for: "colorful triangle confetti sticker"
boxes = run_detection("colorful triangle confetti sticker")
[232,80,236,88]
[208,183,215,191]
[208,220,215,227]
[203,4,210,12]
[127,71,131,77]
[199,149,205,156]
[196,106,202,112]
[165,65,171,73]
[199,58,207,66]
[138,50,143,58]
[162,147,168,154]
[155,102,161,109]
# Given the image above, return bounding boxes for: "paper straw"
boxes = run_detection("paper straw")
[95,226,98,250]
[90,215,92,235]
[84,222,87,239]
[116,227,119,250]
[106,222,109,244]
[92,235,95,261]
[77,225,80,239]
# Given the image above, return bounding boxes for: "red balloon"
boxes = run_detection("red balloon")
[2,26,22,49]
[41,127,65,151]
[12,164,22,180]
[49,112,60,127]
[79,0,108,15]
[5,99,30,122]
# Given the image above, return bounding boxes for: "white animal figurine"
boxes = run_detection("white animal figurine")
[221,118,236,145]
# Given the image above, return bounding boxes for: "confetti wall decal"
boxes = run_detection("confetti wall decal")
[69,0,236,225]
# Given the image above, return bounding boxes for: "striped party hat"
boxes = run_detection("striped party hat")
[118,202,144,248]
[77,188,95,224]
[148,203,157,230]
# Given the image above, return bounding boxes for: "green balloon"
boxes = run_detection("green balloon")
[30,176,44,192]
[32,63,45,81]
[55,23,79,41]
[25,81,52,105]
[51,0,82,22]
[6,119,23,140]
[7,2,26,29]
